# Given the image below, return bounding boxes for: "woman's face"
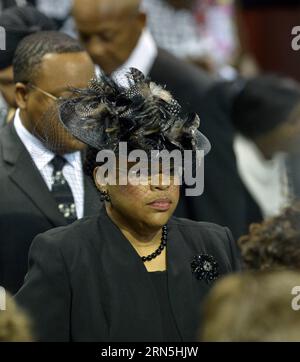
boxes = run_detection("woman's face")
[95,162,180,230]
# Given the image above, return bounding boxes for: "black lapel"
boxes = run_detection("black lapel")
[166,219,212,341]
[83,175,102,216]
[1,123,67,227]
[80,150,102,217]
[93,208,163,341]
[81,148,103,216]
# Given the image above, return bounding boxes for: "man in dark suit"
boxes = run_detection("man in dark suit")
[72,0,256,238]
[0,31,101,294]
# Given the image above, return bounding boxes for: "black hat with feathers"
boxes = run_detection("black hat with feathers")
[58,68,211,155]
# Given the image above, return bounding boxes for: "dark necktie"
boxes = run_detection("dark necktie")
[51,155,77,224]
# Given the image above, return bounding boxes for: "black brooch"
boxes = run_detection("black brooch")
[191,254,219,284]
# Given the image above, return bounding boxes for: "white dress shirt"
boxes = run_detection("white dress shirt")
[116,28,158,78]
[14,109,84,219]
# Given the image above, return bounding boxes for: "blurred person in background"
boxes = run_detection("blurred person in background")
[238,202,300,270]
[0,291,33,341]
[200,270,300,341]
[0,31,100,294]
[0,0,26,11]
[202,193,300,341]
[0,0,73,33]
[232,75,300,218]
[0,5,57,126]
[142,0,237,77]
[233,1,300,206]
[180,72,300,230]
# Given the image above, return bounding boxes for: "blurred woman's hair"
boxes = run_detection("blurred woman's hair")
[0,292,33,342]
[200,270,300,341]
[238,201,300,270]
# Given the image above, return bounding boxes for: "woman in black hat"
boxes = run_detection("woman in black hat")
[16,68,241,342]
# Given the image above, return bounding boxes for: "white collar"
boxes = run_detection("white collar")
[111,28,157,85]
[95,29,157,83]
[118,28,157,76]
[14,108,81,170]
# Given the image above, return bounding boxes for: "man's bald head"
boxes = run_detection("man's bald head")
[73,0,145,74]
[73,0,140,20]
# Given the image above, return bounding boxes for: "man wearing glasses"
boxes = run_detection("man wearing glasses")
[0,30,101,294]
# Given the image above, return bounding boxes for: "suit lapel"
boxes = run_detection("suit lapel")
[83,173,102,216]
[166,220,212,341]
[94,208,163,341]
[1,123,67,227]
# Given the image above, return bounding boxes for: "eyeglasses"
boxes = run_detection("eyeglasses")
[27,83,58,101]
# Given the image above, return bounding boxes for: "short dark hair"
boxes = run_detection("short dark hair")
[13,31,84,84]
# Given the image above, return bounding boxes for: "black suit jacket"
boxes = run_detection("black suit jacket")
[16,207,241,342]
[150,50,262,237]
[0,122,101,294]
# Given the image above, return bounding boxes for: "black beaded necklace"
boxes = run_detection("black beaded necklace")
[141,225,167,262]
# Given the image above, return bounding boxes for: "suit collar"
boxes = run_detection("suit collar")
[83,177,102,216]
[0,121,21,165]
[166,218,212,341]
[94,208,163,341]
[1,121,101,223]
[0,122,67,226]
[14,109,53,170]
[14,109,83,171]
